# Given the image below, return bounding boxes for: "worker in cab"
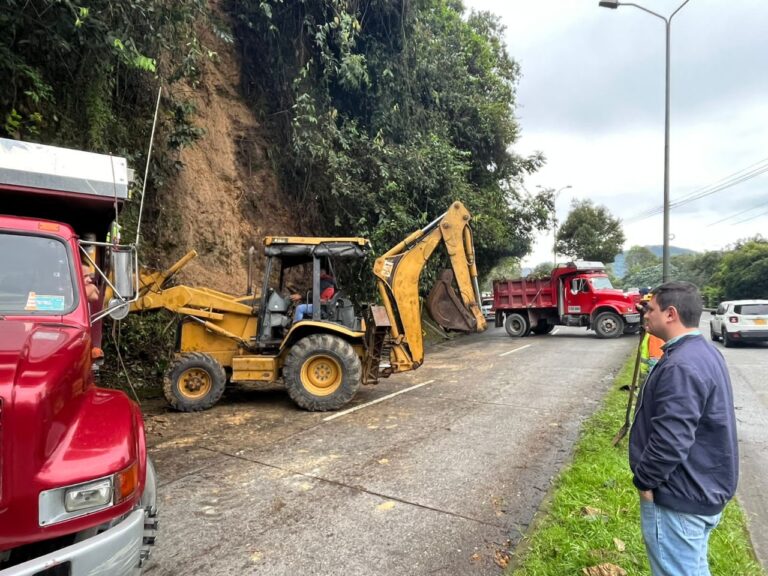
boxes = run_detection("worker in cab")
[291,268,337,322]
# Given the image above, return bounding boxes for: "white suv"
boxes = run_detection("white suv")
[710,299,768,347]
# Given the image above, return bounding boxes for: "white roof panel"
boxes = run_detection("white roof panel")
[0,138,129,199]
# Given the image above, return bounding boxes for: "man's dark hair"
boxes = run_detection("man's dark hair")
[651,281,703,328]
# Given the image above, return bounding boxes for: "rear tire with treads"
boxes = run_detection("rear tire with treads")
[284,334,361,411]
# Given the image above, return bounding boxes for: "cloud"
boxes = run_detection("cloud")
[461,0,768,266]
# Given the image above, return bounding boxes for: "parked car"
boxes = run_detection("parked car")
[481,297,494,321]
[710,299,768,347]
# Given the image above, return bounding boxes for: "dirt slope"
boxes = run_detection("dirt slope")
[151,3,305,295]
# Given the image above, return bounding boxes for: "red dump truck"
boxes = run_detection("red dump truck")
[492,261,641,338]
[0,138,157,575]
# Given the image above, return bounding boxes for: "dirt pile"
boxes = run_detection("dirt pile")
[152,2,306,294]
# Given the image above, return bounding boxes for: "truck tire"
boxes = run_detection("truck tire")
[623,323,641,335]
[504,313,530,337]
[532,322,554,335]
[284,334,361,411]
[164,352,227,412]
[722,329,734,348]
[593,312,624,339]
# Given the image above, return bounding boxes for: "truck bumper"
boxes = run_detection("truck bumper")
[1,509,147,576]
[623,313,641,324]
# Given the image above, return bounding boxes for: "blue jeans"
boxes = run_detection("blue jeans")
[640,500,722,576]
[294,303,313,322]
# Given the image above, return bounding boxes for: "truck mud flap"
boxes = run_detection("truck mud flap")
[426,269,477,333]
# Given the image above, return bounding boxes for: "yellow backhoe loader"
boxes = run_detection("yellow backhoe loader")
[130,201,486,411]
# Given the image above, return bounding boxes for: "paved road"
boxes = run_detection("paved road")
[142,326,634,575]
[700,315,768,569]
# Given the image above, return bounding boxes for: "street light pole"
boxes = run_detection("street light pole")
[552,185,572,268]
[598,0,691,283]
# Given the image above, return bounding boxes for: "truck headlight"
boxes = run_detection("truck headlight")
[64,479,113,512]
[39,462,138,526]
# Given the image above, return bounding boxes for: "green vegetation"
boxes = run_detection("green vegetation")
[1,0,206,153]
[618,236,768,305]
[2,0,555,283]
[555,199,625,264]
[232,0,552,277]
[508,357,763,576]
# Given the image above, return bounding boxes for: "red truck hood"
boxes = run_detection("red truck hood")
[0,319,85,386]
[596,288,640,302]
[0,318,145,551]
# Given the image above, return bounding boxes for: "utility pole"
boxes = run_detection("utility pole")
[599,0,692,282]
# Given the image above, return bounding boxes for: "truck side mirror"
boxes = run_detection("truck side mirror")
[108,246,138,320]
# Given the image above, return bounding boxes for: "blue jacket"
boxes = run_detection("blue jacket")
[629,333,738,515]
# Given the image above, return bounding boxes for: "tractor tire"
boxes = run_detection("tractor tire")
[594,312,624,339]
[722,329,734,348]
[504,313,530,338]
[284,334,361,411]
[532,322,554,335]
[163,352,227,412]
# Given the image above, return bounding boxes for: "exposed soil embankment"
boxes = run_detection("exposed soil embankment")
[152,2,306,294]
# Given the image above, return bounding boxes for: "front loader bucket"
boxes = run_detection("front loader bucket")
[426,269,478,332]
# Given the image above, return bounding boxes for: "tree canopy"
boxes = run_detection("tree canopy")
[717,238,768,300]
[0,0,204,154]
[232,0,551,274]
[555,199,625,264]
[2,0,553,280]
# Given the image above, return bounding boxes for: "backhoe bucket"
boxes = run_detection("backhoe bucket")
[426,269,478,332]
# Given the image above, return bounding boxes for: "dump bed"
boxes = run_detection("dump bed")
[493,277,556,310]
[0,138,129,237]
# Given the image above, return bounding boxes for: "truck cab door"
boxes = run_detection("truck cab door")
[563,276,594,316]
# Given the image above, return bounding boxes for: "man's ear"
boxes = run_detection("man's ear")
[664,305,679,323]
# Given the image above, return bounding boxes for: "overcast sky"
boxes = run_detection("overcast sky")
[463,0,768,266]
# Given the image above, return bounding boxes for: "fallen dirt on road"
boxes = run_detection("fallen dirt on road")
[142,328,634,575]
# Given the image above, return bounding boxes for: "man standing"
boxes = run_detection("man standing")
[630,281,738,576]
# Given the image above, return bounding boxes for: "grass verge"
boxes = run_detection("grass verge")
[508,356,765,576]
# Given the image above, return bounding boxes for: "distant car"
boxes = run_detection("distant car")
[710,299,768,347]
[481,297,494,321]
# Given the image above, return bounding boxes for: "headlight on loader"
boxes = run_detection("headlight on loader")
[39,462,139,526]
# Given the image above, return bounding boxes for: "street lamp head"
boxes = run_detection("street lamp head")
[599,0,620,8]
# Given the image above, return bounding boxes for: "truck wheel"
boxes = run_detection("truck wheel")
[532,322,554,335]
[722,329,733,348]
[164,353,227,412]
[504,313,530,337]
[623,323,641,335]
[284,334,361,411]
[594,312,624,339]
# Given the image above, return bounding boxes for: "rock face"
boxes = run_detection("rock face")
[151,4,308,295]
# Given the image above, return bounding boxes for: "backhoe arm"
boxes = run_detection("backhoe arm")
[371,201,486,374]
[128,251,256,347]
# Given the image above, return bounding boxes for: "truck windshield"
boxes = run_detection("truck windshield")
[589,276,614,291]
[0,233,75,314]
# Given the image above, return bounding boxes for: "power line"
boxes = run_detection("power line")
[625,156,768,223]
[732,206,768,225]
[709,197,768,226]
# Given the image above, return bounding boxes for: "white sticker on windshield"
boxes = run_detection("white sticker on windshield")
[25,293,66,311]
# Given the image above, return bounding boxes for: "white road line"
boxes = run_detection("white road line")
[323,380,436,422]
[499,344,531,357]
[551,329,560,335]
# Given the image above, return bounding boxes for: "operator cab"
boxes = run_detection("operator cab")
[255,237,370,346]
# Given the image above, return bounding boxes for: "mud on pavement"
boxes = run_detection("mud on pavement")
[142,327,635,575]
